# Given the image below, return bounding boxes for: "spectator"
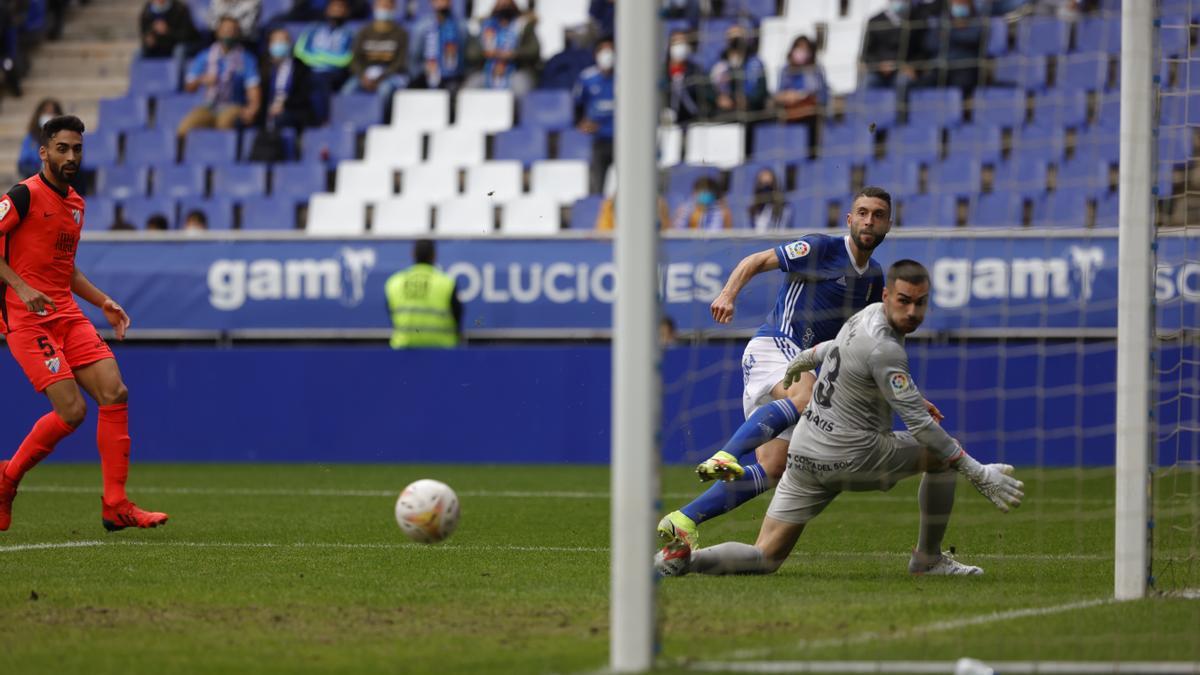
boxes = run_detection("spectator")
[17,98,61,178]
[464,0,540,96]
[861,1,920,91]
[922,0,984,94]
[111,217,139,231]
[145,214,170,230]
[574,37,615,196]
[294,0,356,92]
[409,0,467,90]
[671,176,732,230]
[774,35,826,137]
[183,209,208,232]
[254,28,317,147]
[589,0,614,40]
[342,0,408,98]
[139,0,199,59]
[662,30,712,127]
[208,0,261,37]
[385,239,462,349]
[281,0,368,22]
[710,25,767,121]
[1032,0,1099,19]
[748,167,793,231]
[539,25,592,91]
[660,315,678,347]
[179,16,262,136]
[595,194,670,230]
[660,0,701,26]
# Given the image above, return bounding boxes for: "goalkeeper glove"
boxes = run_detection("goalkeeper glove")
[953,453,1024,513]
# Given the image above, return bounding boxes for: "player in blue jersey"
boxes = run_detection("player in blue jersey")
[658,186,943,548]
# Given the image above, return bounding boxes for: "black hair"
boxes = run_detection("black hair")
[40,115,85,146]
[886,259,929,288]
[693,176,719,194]
[414,238,436,264]
[185,209,208,226]
[595,34,614,50]
[853,185,892,210]
[146,214,169,230]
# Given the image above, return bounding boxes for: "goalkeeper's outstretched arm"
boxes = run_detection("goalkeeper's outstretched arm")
[710,249,779,324]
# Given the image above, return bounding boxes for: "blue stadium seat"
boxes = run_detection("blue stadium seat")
[97,165,148,199]
[730,0,776,20]
[666,164,722,212]
[183,128,238,164]
[1011,124,1065,160]
[907,88,963,128]
[928,156,982,196]
[1032,190,1089,227]
[330,94,384,131]
[821,122,874,161]
[993,55,1047,90]
[887,125,941,163]
[972,87,1026,128]
[1059,53,1111,91]
[556,129,593,162]
[844,88,898,130]
[1188,93,1200,126]
[85,196,117,231]
[212,163,268,199]
[1094,93,1119,130]
[864,158,920,196]
[1076,127,1119,163]
[154,93,205,132]
[900,193,958,228]
[82,131,120,170]
[752,124,809,162]
[569,195,604,230]
[121,196,174,228]
[1017,17,1069,56]
[994,154,1049,194]
[797,158,852,197]
[728,160,789,200]
[152,163,206,198]
[1075,16,1120,54]
[178,197,235,230]
[98,96,150,132]
[947,124,1003,162]
[493,127,549,167]
[1158,126,1193,165]
[787,194,825,230]
[728,197,751,230]
[301,125,358,165]
[986,17,1009,57]
[1056,155,1110,196]
[1094,191,1118,228]
[128,59,180,96]
[1160,94,1188,127]
[272,162,328,200]
[520,90,574,131]
[1160,16,1190,58]
[409,0,466,18]
[1031,90,1088,128]
[697,18,735,70]
[240,196,298,231]
[970,191,1026,228]
[240,127,298,162]
[123,128,177,165]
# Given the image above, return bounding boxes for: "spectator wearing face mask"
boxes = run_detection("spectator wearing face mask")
[574,37,616,196]
[179,17,262,136]
[671,176,732,231]
[18,98,62,178]
[861,0,920,91]
[749,168,793,231]
[259,28,317,134]
[409,0,466,90]
[464,0,540,96]
[775,36,826,124]
[662,30,712,127]
[710,25,767,121]
[921,0,984,94]
[342,0,408,98]
[294,0,356,93]
[139,0,199,59]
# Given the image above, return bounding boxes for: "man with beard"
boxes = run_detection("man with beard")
[0,116,168,532]
[658,186,943,549]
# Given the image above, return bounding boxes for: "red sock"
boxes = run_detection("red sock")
[4,412,76,483]
[97,403,131,506]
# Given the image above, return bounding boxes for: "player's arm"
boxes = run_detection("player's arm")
[71,268,130,340]
[0,185,55,314]
[781,340,833,387]
[709,248,778,323]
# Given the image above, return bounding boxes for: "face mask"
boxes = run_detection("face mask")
[595,48,614,71]
[38,113,53,128]
[496,6,518,19]
[269,41,290,58]
[755,183,775,195]
[669,42,690,62]
[727,38,745,54]
[889,0,906,14]
[792,47,811,65]
[219,35,238,47]
[374,7,392,21]
[435,6,450,16]
[697,191,715,206]
[329,16,347,27]
[950,4,970,17]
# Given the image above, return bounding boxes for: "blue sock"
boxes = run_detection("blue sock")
[677,399,799,525]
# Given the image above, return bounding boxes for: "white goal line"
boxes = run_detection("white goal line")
[689,661,1200,674]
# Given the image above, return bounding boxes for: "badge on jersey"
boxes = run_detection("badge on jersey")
[0,197,10,221]
[72,209,82,225]
[784,241,811,260]
[889,372,912,395]
[44,357,60,374]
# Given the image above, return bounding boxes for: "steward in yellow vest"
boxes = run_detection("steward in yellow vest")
[384,239,461,348]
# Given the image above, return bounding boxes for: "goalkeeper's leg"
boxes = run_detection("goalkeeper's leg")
[688,516,806,575]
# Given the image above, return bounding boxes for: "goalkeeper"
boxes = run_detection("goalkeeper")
[656,259,1024,577]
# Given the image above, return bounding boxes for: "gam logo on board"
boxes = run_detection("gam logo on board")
[207,247,377,311]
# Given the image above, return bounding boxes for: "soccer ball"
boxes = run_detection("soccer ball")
[395,479,460,543]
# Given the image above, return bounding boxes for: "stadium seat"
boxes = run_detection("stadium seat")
[152,163,206,198]
[428,128,486,166]
[928,156,982,196]
[844,88,898,130]
[97,166,148,199]
[492,127,549,167]
[272,162,328,201]
[972,87,1026,128]
[666,164,724,206]
[752,123,809,162]
[1094,191,1118,228]
[1161,94,1188,127]
[534,0,587,26]
[1159,125,1194,165]
[969,191,1026,228]
[821,122,874,161]
[124,128,177,166]
[1016,16,1070,56]
[501,196,562,234]
[886,125,941,163]
[372,197,433,234]
[1032,190,1089,227]
[907,88,963,128]
[534,17,565,61]
[400,164,460,202]
[98,96,150,132]
[435,197,494,235]
[331,94,385,131]
[409,0,466,18]
[947,124,1003,163]
[1075,15,1120,54]
[864,158,920,196]
[363,125,424,168]
[128,59,180,96]
[82,132,120,170]
[796,158,852,198]
[301,125,358,165]
[456,89,515,133]
[465,161,524,201]
[240,196,298,230]
[519,90,574,131]
[728,160,790,201]
[994,154,1050,195]
[336,160,395,199]
[530,160,589,205]
[471,0,497,18]
[1056,155,1110,196]
[568,194,603,229]
[684,124,745,168]
[697,18,736,70]
[178,197,235,230]
[1160,16,1190,58]
[1076,127,1119,163]
[1187,93,1200,127]
[239,127,297,162]
[787,194,825,230]
[154,93,205,132]
[212,163,268,199]
[183,128,238,164]
[993,55,1048,90]
[1011,125,1065,161]
[822,18,865,95]
[391,90,451,132]
[1059,53,1112,91]
[1031,90,1089,129]
[899,193,958,228]
[731,0,777,20]
[658,124,683,167]
[556,129,594,162]
[85,196,117,231]
[306,193,367,234]
[121,196,174,229]
[986,17,1009,57]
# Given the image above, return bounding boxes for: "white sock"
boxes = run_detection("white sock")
[689,542,776,575]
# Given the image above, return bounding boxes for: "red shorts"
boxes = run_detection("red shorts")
[5,314,113,392]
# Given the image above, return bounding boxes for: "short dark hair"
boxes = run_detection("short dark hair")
[887,259,929,288]
[414,238,436,265]
[146,214,169,230]
[185,209,208,226]
[853,185,892,211]
[40,115,85,146]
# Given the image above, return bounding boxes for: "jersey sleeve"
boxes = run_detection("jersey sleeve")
[773,234,825,275]
[0,184,31,236]
[868,341,960,460]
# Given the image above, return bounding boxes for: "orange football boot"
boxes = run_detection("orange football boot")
[102,498,169,532]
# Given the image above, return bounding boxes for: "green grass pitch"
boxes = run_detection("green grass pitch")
[0,463,1196,674]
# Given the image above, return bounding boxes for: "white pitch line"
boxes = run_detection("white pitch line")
[690,660,1200,674]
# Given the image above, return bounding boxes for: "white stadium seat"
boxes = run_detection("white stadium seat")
[436,197,495,235]
[465,161,524,201]
[658,125,683,168]
[785,0,837,22]
[455,89,515,133]
[685,124,746,169]
[471,0,525,19]
[823,18,865,95]
[372,198,432,234]
[529,160,588,204]
[363,126,423,168]
[535,20,566,61]
[391,90,450,132]
[306,193,367,235]
[400,165,460,202]
[428,128,486,167]
[335,161,394,199]
[501,196,561,234]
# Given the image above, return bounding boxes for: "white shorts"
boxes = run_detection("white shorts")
[741,336,802,442]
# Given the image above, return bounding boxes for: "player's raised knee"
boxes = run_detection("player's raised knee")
[758,446,787,481]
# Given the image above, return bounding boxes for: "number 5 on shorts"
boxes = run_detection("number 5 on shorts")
[36,336,55,357]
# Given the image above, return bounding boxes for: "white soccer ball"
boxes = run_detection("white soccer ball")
[395,479,460,543]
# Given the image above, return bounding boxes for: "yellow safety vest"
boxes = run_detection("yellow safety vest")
[385,264,459,349]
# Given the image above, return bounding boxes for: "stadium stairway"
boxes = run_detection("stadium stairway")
[0,0,139,187]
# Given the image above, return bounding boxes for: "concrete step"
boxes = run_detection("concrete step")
[19,77,129,99]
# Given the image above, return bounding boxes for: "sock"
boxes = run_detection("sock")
[916,470,957,557]
[679,463,770,524]
[720,399,800,459]
[97,403,131,506]
[689,542,777,575]
[4,412,76,483]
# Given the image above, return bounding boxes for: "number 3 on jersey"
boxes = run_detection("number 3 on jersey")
[813,346,841,408]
